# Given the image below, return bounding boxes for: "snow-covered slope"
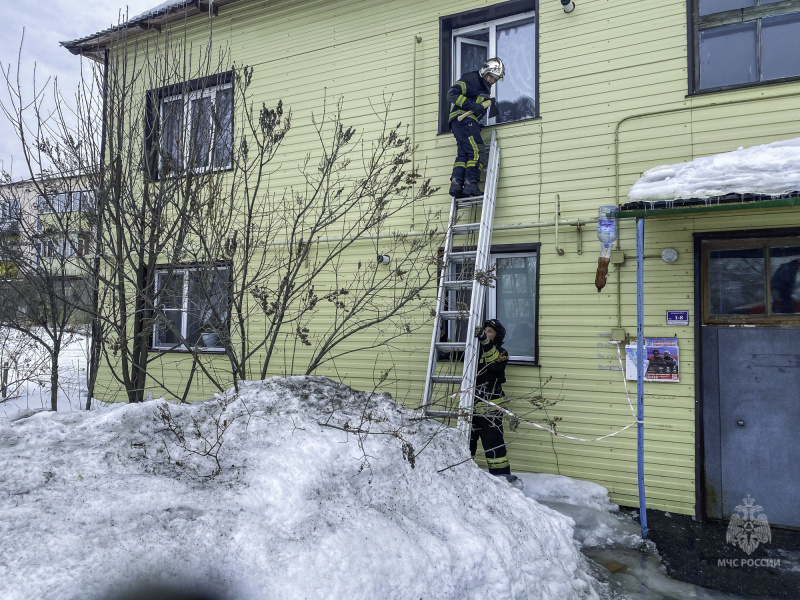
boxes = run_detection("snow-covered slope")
[628,137,800,202]
[0,377,605,600]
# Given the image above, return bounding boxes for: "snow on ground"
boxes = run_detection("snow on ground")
[0,333,91,421]
[0,376,608,600]
[627,137,800,203]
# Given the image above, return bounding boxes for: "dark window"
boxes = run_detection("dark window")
[702,236,800,322]
[146,72,234,179]
[153,266,230,351]
[439,1,538,133]
[690,0,800,93]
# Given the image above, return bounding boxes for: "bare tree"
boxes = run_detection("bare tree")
[2,21,442,406]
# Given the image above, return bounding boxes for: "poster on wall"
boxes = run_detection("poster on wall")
[625,338,679,382]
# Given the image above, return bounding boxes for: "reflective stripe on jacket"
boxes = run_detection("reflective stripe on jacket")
[447,71,492,125]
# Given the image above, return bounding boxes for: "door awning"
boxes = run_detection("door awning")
[619,137,800,219]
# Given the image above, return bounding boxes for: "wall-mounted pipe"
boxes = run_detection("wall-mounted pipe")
[554,194,565,255]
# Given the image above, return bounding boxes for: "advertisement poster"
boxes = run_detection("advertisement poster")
[626,338,679,382]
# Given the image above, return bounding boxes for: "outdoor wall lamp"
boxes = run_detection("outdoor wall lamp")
[561,0,576,13]
[377,254,391,265]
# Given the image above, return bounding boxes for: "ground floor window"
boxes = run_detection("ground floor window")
[152,265,229,351]
[445,244,539,364]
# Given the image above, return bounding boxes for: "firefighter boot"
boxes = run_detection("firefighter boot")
[462,180,483,198]
[448,179,464,199]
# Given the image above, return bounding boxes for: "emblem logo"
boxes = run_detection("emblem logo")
[726,495,771,555]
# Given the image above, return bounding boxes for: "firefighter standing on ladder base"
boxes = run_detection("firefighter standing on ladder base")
[472,319,522,488]
[447,57,505,198]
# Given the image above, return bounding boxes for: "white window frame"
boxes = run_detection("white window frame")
[37,191,91,216]
[152,265,229,352]
[451,10,537,126]
[444,247,539,364]
[159,81,233,175]
[39,233,84,259]
[485,250,538,363]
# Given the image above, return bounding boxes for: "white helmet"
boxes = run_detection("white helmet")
[479,57,505,81]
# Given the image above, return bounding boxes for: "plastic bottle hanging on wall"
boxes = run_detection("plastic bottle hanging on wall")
[595,206,618,292]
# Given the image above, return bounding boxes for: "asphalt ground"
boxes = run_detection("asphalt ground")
[636,509,800,598]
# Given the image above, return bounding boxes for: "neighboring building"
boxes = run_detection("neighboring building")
[0,176,94,320]
[63,0,800,527]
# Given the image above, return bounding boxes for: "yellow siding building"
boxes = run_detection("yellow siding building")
[65,0,800,525]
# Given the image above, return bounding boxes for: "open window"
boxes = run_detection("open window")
[689,0,800,93]
[152,265,230,351]
[439,1,538,132]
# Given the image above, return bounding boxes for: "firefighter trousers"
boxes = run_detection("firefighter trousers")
[469,410,510,475]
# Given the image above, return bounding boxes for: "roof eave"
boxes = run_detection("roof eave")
[60,0,242,58]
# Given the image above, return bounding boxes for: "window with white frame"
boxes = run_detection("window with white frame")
[690,0,800,92]
[38,233,88,259]
[439,1,537,132]
[152,266,230,351]
[156,75,234,176]
[444,244,539,364]
[37,191,92,215]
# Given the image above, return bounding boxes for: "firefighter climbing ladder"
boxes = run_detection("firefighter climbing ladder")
[422,130,500,438]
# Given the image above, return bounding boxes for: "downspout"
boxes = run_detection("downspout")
[636,216,648,538]
[86,48,110,410]
[613,88,800,329]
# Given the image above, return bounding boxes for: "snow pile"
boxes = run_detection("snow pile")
[518,473,619,513]
[628,137,800,202]
[0,377,605,600]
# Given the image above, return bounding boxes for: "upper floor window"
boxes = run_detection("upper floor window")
[37,233,89,259]
[37,191,93,215]
[691,0,800,92]
[149,72,234,178]
[439,1,537,132]
[0,198,20,227]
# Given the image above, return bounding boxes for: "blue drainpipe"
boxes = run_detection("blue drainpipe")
[636,217,648,538]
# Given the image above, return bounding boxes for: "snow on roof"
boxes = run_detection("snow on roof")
[628,137,800,203]
[129,0,193,21]
[61,1,241,54]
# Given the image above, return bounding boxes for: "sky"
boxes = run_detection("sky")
[0,0,157,179]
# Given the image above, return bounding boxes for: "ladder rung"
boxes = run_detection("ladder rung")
[456,198,483,208]
[451,223,481,235]
[459,194,484,201]
[435,342,466,352]
[448,250,477,260]
[430,375,463,385]
[439,311,469,320]
[424,409,459,419]
[441,280,473,290]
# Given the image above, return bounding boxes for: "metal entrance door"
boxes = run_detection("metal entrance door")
[701,236,800,528]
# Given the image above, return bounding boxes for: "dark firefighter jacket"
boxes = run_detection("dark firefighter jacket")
[475,337,508,413]
[447,70,492,125]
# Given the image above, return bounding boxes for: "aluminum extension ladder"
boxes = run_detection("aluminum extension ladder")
[422,129,500,438]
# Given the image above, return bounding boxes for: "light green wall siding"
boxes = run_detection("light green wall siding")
[92,0,800,516]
